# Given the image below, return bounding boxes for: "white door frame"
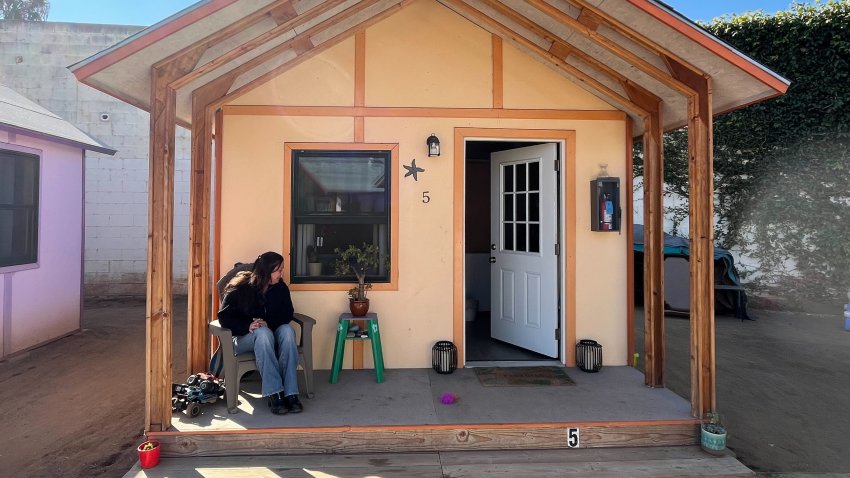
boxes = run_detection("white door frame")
[453,128,578,368]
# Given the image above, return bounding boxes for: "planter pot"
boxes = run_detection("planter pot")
[700,426,727,455]
[307,262,322,276]
[349,299,369,317]
[137,440,160,469]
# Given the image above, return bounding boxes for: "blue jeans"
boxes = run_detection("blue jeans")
[234,324,299,398]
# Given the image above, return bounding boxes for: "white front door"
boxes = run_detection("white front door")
[489,143,559,358]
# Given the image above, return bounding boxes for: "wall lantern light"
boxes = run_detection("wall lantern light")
[426,133,440,157]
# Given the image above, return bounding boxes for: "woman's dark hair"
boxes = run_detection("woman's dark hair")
[223,251,283,310]
[250,251,284,291]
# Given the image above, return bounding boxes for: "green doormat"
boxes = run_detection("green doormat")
[474,366,575,387]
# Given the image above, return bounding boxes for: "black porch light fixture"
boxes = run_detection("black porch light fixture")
[426,133,440,157]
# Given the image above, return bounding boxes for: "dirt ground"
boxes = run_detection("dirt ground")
[1,297,849,477]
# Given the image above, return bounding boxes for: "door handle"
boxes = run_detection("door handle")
[489,257,496,263]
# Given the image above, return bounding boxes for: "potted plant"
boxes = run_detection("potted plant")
[334,243,388,316]
[137,439,160,469]
[307,245,322,276]
[700,411,727,455]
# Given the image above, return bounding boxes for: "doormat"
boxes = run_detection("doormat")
[474,366,575,387]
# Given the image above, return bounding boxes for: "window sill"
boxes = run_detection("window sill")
[0,262,39,274]
[289,282,397,292]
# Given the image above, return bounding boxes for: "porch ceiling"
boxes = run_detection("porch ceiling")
[69,0,789,133]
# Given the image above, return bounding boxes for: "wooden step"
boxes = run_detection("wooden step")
[123,446,753,477]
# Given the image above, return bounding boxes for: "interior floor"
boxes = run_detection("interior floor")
[465,312,555,362]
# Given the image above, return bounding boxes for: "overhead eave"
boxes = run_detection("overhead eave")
[68,0,791,133]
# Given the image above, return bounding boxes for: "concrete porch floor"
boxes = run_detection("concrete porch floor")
[171,366,693,431]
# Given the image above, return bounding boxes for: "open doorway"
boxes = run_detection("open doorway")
[464,140,562,364]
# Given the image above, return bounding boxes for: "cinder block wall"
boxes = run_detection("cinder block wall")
[0,21,192,296]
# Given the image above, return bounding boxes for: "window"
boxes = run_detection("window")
[290,148,391,283]
[0,149,39,267]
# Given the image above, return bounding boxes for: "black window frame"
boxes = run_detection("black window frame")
[0,148,40,268]
[290,148,392,284]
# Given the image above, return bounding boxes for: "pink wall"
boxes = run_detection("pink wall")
[0,131,84,358]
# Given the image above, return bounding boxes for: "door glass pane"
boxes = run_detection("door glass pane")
[503,164,514,192]
[504,223,514,251]
[516,193,526,221]
[503,193,513,221]
[529,192,539,221]
[516,163,527,192]
[516,223,527,252]
[529,161,539,191]
[529,224,540,253]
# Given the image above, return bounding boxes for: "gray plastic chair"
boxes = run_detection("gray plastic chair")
[209,263,315,413]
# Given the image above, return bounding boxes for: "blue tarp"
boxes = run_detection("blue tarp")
[633,225,750,319]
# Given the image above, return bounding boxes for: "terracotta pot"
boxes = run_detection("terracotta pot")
[137,440,160,469]
[349,299,369,317]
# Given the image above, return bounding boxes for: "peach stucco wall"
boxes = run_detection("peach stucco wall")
[0,132,83,358]
[222,0,629,369]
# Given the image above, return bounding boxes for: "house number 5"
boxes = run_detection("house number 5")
[567,428,580,448]
[422,191,431,204]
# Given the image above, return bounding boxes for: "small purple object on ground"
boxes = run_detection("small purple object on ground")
[440,392,457,404]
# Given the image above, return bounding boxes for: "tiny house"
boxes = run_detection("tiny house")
[71,0,787,449]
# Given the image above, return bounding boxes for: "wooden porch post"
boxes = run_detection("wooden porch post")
[666,56,716,418]
[187,79,234,375]
[642,105,665,388]
[145,67,178,432]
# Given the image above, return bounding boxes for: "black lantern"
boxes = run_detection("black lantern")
[426,133,440,157]
[432,340,457,374]
[576,339,603,373]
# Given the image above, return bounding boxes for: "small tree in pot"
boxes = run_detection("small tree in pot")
[334,243,388,316]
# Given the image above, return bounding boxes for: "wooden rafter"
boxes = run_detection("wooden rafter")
[564,0,706,80]
[211,0,415,111]
[438,0,649,119]
[523,0,695,97]
[153,0,293,73]
[169,0,348,90]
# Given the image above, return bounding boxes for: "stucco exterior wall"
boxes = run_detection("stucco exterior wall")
[0,132,83,357]
[0,21,192,296]
[221,0,629,369]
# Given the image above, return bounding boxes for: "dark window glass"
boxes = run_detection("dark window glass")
[0,150,39,267]
[291,150,390,283]
[516,193,527,221]
[529,192,539,222]
[529,161,539,191]
[516,223,527,252]
[516,163,527,192]
[503,164,514,193]
[504,223,514,251]
[529,224,540,253]
[503,193,514,221]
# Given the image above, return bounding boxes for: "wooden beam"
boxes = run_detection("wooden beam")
[268,1,299,25]
[438,0,648,119]
[639,101,664,388]
[187,79,234,376]
[625,117,635,367]
[169,0,348,90]
[212,0,414,111]
[492,35,503,109]
[222,105,626,121]
[564,0,706,80]
[145,66,180,432]
[666,56,716,417]
[523,0,695,97]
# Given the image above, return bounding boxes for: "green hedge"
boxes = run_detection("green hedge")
[634,1,850,300]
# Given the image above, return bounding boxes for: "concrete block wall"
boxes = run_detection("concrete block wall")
[0,21,192,296]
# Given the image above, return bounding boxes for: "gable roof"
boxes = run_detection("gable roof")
[69,0,789,134]
[0,85,116,155]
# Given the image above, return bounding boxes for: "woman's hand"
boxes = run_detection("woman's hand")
[249,319,267,332]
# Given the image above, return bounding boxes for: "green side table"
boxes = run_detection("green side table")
[329,312,385,383]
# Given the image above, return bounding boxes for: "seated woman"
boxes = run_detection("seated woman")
[218,251,303,415]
